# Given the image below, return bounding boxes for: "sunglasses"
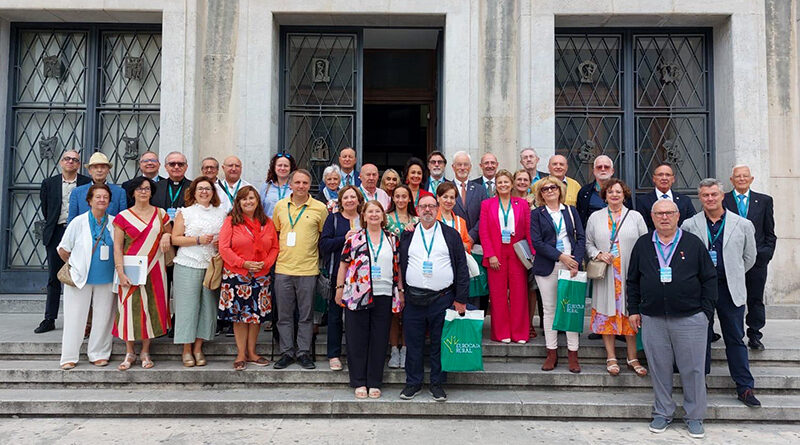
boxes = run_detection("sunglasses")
[167,162,187,168]
[540,185,559,192]
[595,165,612,170]
[62,156,80,163]
[276,153,292,159]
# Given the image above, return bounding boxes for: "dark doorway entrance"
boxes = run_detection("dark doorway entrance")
[362,29,440,175]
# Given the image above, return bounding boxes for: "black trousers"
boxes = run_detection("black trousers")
[745,263,768,341]
[44,224,67,320]
[344,295,393,388]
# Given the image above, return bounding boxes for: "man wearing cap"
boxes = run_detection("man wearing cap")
[35,150,91,334]
[67,152,127,223]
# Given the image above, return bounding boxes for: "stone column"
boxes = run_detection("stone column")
[478,0,518,171]
[765,0,800,305]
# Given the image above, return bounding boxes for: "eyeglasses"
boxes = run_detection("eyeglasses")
[201,165,219,171]
[167,162,187,168]
[595,165,612,170]
[654,173,673,178]
[429,159,445,165]
[196,186,213,192]
[140,159,159,164]
[540,185,559,192]
[62,156,80,163]
[418,204,438,210]
[135,187,151,193]
[276,153,292,159]
[653,211,678,218]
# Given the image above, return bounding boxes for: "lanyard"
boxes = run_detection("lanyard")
[367,229,385,260]
[276,182,288,200]
[419,223,438,259]
[706,214,726,249]
[221,179,241,203]
[440,211,460,231]
[499,198,512,227]
[359,186,374,200]
[88,212,108,245]
[168,182,183,207]
[413,189,421,207]
[287,202,308,229]
[653,229,682,268]
[608,208,621,241]
[550,210,563,235]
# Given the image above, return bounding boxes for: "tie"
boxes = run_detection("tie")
[345,175,351,186]
[662,194,669,199]
[737,194,747,217]
[487,180,494,197]
[460,182,467,206]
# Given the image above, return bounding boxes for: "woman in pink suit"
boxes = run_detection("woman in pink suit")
[479,169,534,343]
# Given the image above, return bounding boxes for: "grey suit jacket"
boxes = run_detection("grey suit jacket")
[681,211,756,307]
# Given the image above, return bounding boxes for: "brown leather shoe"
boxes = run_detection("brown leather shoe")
[567,350,581,374]
[541,348,558,371]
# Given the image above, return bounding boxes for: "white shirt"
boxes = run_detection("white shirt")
[547,204,572,255]
[173,204,228,269]
[655,189,674,201]
[215,178,251,213]
[369,232,394,296]
[406,222,453,291]
[359,186,391,211]
[59,176,78,224]
[57,212,115,289]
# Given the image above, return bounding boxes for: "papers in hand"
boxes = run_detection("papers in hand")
[113,255,148,286]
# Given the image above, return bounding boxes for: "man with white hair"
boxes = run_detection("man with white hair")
[450,151,486,244]
[722,165,775,351]
[576,155,630,226]
[682,178,760,408]
[215,155,251,213]
[152,151,192,219]
[358,163,391,210]
[519,148,548,184]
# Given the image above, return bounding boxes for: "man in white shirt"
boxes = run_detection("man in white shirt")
[636,162,696,230]
[357,163,390,210]
[215,156,251,213]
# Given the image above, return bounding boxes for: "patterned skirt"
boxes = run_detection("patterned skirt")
[218,268,272,324]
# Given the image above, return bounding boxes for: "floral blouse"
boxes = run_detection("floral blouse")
[340,229,402,313]
[386,213,417,236]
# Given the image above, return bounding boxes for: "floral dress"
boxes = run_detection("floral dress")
[590,212,635,336]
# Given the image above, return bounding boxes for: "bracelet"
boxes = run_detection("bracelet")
[197,236,201,245]
[335,284,344,289]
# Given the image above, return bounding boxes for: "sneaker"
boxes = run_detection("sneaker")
[34,319,55,334]
[273,354,295,369]
[649,417,671,433]
[686,420,705,439]
[429,384,447,402]
[399,384,422,400]
[747,338,765,351]
[738,388,761,407]
[388,347,400,369]
[297,354,316,369]
[399,346,407,369]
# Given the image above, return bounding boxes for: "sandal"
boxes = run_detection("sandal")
[92,359,109,367]
[61,362,76,370]
[182,353,195,367]
[233,361,246,371]
[140,353,154,369]
[329,357,343,371]
[627,358,648,377]
[247,357,270,366]
[355,386,368,399]
[117,353,136,371]
[368,388,381,399]
[606,358,620,376]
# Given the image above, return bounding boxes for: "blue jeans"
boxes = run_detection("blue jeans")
[706,279,755,394]
[403,290,454,386]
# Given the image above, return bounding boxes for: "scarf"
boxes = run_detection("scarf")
[243,216,266,262]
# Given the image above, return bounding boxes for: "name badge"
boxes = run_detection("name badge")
[371,265,381,279]
[99,245,109,261]
[422,260,434,278]
[166,208,177,220]
[286,231,297,247]
[556,239,565,252]
[709,250,718,266]
[501,229,512,244]
[660,267,672,283]
[610,244,619,256]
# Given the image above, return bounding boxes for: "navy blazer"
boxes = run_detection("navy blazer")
[339,169,361,187]
[576,180,632,227]
[531,205,586,276]
[452,179,488,243]
[723,190,776,265]
[319,212,351,278]
[39,173,91,246]
[636,190,696,230]
[399,221,470,304]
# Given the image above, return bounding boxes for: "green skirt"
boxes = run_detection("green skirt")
[469,252,489,297]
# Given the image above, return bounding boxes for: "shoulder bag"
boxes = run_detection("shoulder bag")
[315,214,338,301]
[586,209,629,280]
[58,225,104,287]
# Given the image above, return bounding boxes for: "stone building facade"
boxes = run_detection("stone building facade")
[0,0,797,307]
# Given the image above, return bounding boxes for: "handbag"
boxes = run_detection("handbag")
[203,254,223,290]
[58,226,104,287]
[315,214,338,301]
[157,209,176,267]
[513,240,534,270]
[587,209,630,280]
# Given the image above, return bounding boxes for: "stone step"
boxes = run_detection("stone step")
[1,360,798,394]
[1,387,798,420]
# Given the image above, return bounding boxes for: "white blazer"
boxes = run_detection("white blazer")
[57,212,115,289]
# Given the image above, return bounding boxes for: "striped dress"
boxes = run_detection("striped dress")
[112,207,171,340]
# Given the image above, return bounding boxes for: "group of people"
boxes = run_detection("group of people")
[38,145,775,438]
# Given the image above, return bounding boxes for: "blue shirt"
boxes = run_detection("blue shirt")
[68,182,127,223]
[260,180,290,218]
[705,212,726,280]
[588,183,606,215]
[85,212,114,285]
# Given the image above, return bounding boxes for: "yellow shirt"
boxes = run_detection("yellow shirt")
[272,194,327,276]
[534,176,581,207]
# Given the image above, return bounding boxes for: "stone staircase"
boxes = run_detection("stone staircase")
[2,302,800,420]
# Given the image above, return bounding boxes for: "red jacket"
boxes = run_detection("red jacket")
[219,216,279,277]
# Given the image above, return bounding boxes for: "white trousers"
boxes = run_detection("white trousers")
[60,282,116,365]
[534,262,580,351]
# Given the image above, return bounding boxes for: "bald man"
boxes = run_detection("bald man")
[469,152,499,197]
[358,163,391,210]
[533,155,581,207]
[215,156,251,213]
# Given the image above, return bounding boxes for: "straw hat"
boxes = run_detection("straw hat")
[84,152,113,169]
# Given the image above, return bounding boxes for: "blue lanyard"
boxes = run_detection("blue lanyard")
[419,223,438,259]
[287,202,308,229]
[367,230,384,260]
[550,210,563,235]
[359,186,374,200]
[499,198,512,227]
[168,182,183,207]
[706,214,726,249]
[276,182,288,200]
[608,208,621,241]
[653,229,682,268]
[88,212,108,244]
[221,179,241,203]
[413,189,422,207]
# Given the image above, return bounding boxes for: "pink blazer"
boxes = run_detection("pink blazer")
[478,196,534,267]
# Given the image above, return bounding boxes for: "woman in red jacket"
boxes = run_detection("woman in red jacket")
[479,169,534,343]
[218,186,279,371]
